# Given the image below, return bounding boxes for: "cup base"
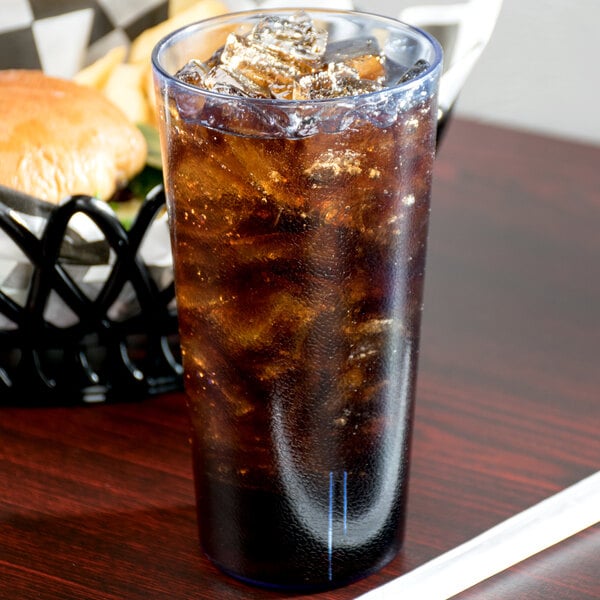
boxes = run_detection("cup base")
[204,543,402,592]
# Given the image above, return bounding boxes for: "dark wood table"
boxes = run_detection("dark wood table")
[1,119,599,599]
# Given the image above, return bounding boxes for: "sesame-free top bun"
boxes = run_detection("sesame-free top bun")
[0,69,147,205]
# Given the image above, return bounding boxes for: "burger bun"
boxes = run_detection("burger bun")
[0,69,147,205]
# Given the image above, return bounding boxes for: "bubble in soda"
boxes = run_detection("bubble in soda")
[174,11,429,99]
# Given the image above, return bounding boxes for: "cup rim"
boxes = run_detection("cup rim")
[151,7,443,106]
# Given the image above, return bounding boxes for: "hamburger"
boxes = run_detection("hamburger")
[0,69,149,209]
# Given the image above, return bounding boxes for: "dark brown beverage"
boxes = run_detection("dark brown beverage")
[153,9,442,590]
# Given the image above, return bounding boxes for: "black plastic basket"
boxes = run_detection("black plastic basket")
[0,185,183,406]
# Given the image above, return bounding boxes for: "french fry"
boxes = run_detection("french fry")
[74,46,127,90]
[128,0,229,126]
[169,0,201,17]
[102,63,150,125]
[128,0,228,65]
[73,0,229,138]
[145,67,158,126]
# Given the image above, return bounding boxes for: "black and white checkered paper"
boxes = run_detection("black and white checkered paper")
[0,0,168,77]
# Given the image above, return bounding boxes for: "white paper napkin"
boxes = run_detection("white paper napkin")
[356,470,600,600]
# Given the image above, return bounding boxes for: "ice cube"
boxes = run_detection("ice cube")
[343,54,386,82]
[175,59,209,86]
[219,12,329,100]
[324,36,380,62]
[173,13,399,100]
[220,32,298,97]
[216,12,329,99]
[293,62,382,100]
[398,59,430,83]
[203,63,270,98]
[324,37,385,82]
[249,11,327,66]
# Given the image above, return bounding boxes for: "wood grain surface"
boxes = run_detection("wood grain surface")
[1,118,599,599]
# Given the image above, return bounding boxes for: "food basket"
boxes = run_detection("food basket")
[0,0,501,405]
[0,185,183,405]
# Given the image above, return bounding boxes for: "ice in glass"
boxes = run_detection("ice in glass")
[153,9,442,590]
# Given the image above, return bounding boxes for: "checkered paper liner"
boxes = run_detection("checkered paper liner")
[0,0,169,77]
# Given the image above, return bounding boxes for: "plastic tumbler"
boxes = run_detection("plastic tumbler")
[152,8,442,590]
